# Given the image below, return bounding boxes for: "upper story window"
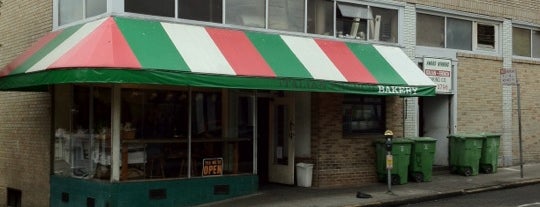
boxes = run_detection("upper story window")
[58,0,107,26]
[225,0,265,28]
[179,0,223,23]
[513,27,540,58]
[307,0,334,36]
[268,0,305,32]
[56,0,399,44]
[334,3,397,42]
[125,0,175,17]
[417,13,499,52]
[308,0,399,43]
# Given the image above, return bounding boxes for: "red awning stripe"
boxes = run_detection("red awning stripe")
[50,18,141,69]
[206,27,276,77]
[315,39,377,84]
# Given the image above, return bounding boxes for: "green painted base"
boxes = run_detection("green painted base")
[50,175,258,207]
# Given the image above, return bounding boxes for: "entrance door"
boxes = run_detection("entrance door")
[268,98,295,185]
[421,95,451,166]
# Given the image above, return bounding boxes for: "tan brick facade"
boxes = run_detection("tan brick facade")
[0,0,52,206]
[0,0,52,67]
[402,0,540,24]
[512,60,540,163]
[455,53,503,133]
[0,92,51,207]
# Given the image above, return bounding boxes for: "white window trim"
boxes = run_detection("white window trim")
[473,22,499,53]
[511,25,540,60]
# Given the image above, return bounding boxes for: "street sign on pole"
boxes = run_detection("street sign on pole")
[500,68,517,86]
[501,68,523,178]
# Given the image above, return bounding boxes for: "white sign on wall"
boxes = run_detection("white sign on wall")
[423,58,452,93]
[500,68,517,86]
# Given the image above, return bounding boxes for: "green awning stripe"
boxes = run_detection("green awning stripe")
[10,25,83,75]
[346,43,407,85]
[245,31,313,79]
[114,17,190,71]
[0,69,434,96]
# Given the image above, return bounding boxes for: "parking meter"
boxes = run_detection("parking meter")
[384,130,394,193]
[384,130,393,151]
[385,137,392,151]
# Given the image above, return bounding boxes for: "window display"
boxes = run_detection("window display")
[54,85,254,181]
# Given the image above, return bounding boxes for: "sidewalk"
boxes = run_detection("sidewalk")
[199,163,540,207]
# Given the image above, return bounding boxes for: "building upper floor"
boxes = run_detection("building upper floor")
[1,0,539,67]
[51,0,540,60]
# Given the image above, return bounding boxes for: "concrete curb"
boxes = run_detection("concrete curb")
[355,178,540,207]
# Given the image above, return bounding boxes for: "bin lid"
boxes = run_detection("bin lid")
[405,137,437,142]
[375,138,413,144]
[447,134,484,139]
[377,137,413,144]
[478,132,501,138]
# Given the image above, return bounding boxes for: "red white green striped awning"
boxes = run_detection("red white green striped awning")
[0,16,435,96]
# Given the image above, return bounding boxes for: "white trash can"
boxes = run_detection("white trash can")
[296,163,314,187]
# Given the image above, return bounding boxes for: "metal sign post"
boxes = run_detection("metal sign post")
[500,68,523,178]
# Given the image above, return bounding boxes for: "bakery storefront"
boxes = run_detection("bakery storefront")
[0,16,435,207]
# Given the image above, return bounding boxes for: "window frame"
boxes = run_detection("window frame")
[342,95,386,137]
[54,0,404,44]
[54,0,109,28]
[416,11,500,53]
[334,1,400,43]
[512,26,540,59]
[473,22,498,52]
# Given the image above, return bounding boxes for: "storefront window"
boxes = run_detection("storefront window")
[54,85,112,179]
[342,95,385,136]
[55,86,254,181]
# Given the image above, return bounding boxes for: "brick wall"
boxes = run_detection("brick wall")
[0,92,51,207]
[0,0,52,206]
[455,53,503,133]
[402,0,540,24]
[512,60,540,163]
[311,93,404,187]
[0,0,52,67]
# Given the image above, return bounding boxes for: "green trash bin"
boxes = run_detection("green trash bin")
[447,134,484,176]
[375,138,412,185]
[479,133,501,173]
[406,137,437,182]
